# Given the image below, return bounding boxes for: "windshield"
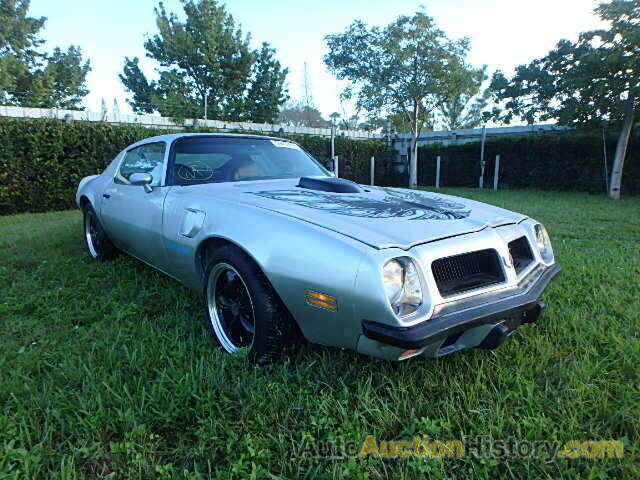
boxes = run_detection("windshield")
[170,136,330,185]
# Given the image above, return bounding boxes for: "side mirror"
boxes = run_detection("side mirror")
[130,172,153,193]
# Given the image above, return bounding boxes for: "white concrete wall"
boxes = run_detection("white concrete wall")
[0,105,381,140]
[0,105,572,150]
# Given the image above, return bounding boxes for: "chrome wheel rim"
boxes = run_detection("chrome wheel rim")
[207,263,255,353]
[85,211,99,258]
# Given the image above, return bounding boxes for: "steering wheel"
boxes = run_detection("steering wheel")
[176,161,216,184]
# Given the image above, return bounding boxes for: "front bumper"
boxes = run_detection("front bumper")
[361,264,561,352]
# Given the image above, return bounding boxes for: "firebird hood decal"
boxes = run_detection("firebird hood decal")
[252,188,471,221]
[186,180,527,249]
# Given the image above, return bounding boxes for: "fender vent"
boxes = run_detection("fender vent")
[432,249,505,297]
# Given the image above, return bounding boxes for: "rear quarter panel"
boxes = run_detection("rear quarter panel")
[75,152,124,215]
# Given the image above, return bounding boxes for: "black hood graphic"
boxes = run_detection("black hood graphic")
[187,180,526,248]
[252,187,471,221]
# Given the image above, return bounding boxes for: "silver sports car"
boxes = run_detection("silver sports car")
[76,133,560,363]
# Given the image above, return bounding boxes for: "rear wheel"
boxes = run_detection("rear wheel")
[83,204,116,261]
[204,245,295,364]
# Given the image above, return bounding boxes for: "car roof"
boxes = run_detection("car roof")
[127,132,294,150]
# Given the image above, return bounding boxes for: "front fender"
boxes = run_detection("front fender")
[163,195,370,349]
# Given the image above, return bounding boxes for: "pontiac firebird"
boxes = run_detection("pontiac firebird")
[76,133,560,363]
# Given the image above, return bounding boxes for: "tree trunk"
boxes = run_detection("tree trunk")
[409,103,419,189]
[609,93,635,200]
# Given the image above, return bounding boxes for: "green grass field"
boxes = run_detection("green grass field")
[1,188,639,479]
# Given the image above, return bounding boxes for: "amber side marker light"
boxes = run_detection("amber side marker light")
[398,348,423,361]
[305,290,337,311]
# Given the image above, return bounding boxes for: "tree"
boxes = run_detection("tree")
[120,0,288,123]
[339,114,360,130]
[244,43,289,123]
[359,112,433,133]
[119,57,156,114]
[438,89,488,131]
[324,11,483,187]
[36,46,90,108]
[0,0,90,108]
[489,0,640,199]
[278,101,329,127]
[437,65,488,130]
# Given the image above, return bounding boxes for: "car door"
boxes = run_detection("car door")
[100,141,170,268]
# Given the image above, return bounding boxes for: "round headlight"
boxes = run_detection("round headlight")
[534,223,554,263]
[382,258,423,317]
[382,259,404,302]
[534,223,550,254]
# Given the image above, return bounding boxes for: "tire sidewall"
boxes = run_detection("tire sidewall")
[204,246,284,363]
[82,204,113,261]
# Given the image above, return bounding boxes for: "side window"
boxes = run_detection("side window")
[115,142,167,186]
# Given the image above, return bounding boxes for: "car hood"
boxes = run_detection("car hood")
[194,179,527,250]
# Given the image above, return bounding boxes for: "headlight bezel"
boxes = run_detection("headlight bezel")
[381,257,424,318]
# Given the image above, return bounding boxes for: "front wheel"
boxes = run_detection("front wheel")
[204,246,295,364]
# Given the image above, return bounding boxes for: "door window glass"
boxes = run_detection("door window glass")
[116,142,167,186]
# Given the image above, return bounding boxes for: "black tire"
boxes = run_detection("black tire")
[82,204,117,261]
[203,245,296,365]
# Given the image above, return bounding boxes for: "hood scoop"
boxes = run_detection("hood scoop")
[297,176,364,193]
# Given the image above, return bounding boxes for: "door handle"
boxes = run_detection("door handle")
[102,193,111,199]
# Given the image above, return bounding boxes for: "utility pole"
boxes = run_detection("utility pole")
[385,119,395,145]
[302,62,313,108]
[330,112,340,164]
[331,123,335,160]
[100,97,108,121]
[370,156,375,186]
[479,124,487,188]
[112,99,120,117]
[204,92,208,121]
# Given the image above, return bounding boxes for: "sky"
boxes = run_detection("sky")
[29,0,605,120]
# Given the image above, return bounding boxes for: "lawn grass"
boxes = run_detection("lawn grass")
[1,188,639,479]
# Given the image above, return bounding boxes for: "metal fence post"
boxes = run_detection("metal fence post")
[370,156,375,185]
[479,125,486,188]
[333,156,339,178]
[436,156,441,188]
[493,154,500,191]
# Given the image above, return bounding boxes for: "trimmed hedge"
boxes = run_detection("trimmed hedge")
[5,119,635,215]
[417,133,640,195]
[0,118,395,214]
